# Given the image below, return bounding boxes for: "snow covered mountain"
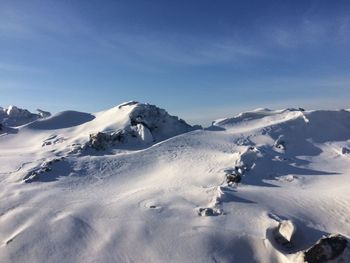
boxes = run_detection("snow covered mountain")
[0,103,349,263]
[0,105,51,132]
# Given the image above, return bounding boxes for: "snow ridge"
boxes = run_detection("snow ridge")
[0,103,350,263]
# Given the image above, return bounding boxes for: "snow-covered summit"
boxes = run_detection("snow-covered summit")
[0,105,51,128]
[2,102,199,152]
[212,107,303,127]
[128,102,198,140]
[86,101,200,150]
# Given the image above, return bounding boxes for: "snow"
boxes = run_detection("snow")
[0,103,350,262]
[0,105,51,128]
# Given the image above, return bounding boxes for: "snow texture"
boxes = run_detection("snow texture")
[0,103,350,263]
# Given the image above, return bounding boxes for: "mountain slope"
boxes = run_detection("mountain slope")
[0,105,50,128]
[0,105,349,263]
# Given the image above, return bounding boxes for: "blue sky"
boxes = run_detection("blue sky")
[1,0,350,124]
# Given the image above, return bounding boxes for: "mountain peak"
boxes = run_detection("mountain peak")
[0,105,51,128]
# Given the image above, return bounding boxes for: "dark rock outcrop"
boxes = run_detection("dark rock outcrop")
[198,207,222,216]
[87,102,201,151]
[1,105,51,127]
[88,131,125,150]
[303,234,348,263]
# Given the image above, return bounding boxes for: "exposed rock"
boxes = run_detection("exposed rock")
[235,146,260,171]
[341,147,350,154]
[37,109,51,118]
[278,220,296,243]
[69,143,83,154]
[274,136,286,150]
[88,131,124,150]
[134,123,153,143]
[225,169,242,186]
[118,101,139,109]
[303,234,348,263]
[128,103,196,142]
[198,207,222,217]
[223,146,260,186]
[6,105,32,119]
[226,174,242,185]
[0,105,51,127]
[23,157,65,183]
[273,220,296,249]
[87,102,200,151]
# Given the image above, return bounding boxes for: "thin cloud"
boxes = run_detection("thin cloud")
[0,1,91,41]
[262,15,350,49]
[99,32,264,66]
[0,63,45,74]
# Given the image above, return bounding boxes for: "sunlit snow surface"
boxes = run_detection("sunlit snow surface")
[1,103,350,262]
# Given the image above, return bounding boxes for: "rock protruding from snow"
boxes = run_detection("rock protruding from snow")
[278,220,296,243]
[198,207,222,217]
[235,147,260,172]
[23,157,65,183]
[87,102,200,150]
[0,105,51,127]
[37,109,51,118]
[134,123,154,143]
[302,234,348,263]
[274,135,286,150]
[118,101,139,109]
[341,147,350,154]
[225,171,242,186]
[88,131,125,150]
[223,147,260,186]
[128,103,197,142]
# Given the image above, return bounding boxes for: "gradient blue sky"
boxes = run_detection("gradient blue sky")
[1,0,350,124]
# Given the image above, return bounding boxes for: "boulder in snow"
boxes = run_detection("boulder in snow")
[341,147,350,154]
[198,207,222,217]
[302,234,348,263]
[89,131,124,150]
[225,168,243,186]
[273,220,297,249]
[278,220,296,243]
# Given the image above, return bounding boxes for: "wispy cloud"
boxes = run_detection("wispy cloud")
[0,1,93,45]
[99,32,264,66]
[1,0,349,69]
[0,2,264,66]
[262,14,350,49]
[89,14,350,67]
[0,63,44,74]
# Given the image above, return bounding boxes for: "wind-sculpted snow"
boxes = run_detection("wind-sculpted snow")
[27,111,95,130]
[0,104,350,263]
